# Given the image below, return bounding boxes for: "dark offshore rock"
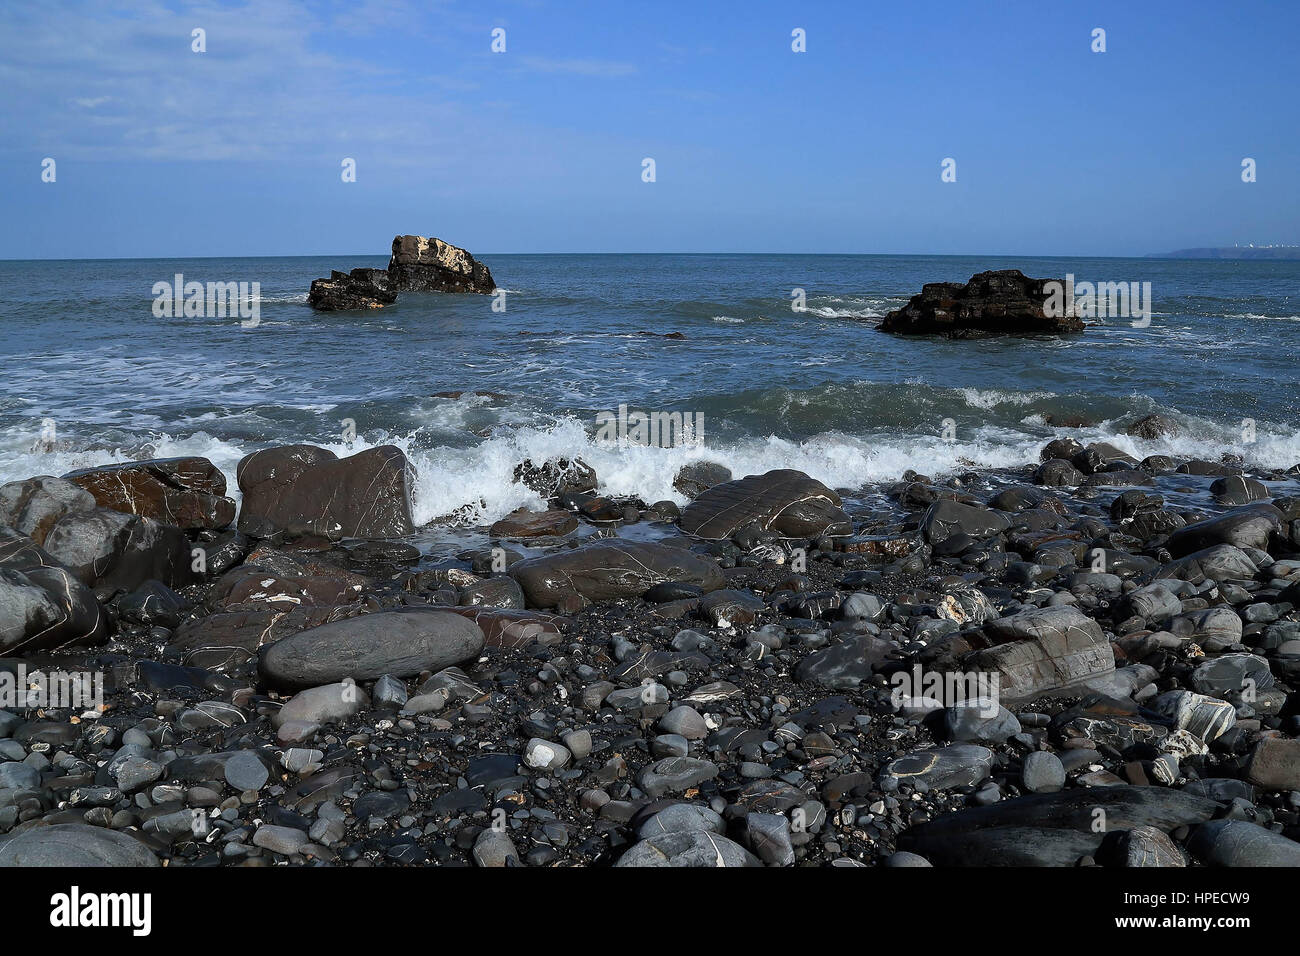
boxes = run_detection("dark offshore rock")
[615,830,760,867]
[387,235,495,293]
[63,457,235,531]
[42,508,192,597]
[1187,820,1300,867]
[0,476,95,545]
[795,633,893,688]
[1166,503,1283,558]
[898,786,1218,865]
[307,268,396,311]
[965,605,1114,702]
[1210,474,1269,505]
[0,823,160,867]
[673,461,733,499]
[921,499,1011,544]
[679,469,851,540]
[509,539,724,609]
[0,564,107,654]
[236,444,415,539]
[879,269,1081,338]
[258,608,485,689]
[1073,442,1138,475]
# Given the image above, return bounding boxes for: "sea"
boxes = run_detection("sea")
[2,253,1297,553]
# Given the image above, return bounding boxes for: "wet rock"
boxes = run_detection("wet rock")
[795,633,892,688]
[922,499,1011,544]
[509,539,723,609]
[43,509,192,597]
[1125,414,1177,439]
[512,458,597,498]
[489,508,577,539]
[1115,825,1185,867]
[638,757,719,798]
[0,476,96,544]
[1166,503,1283,558]
[943,699,1021,744]
[0,564,107,654]
[1245,738,1300,791]
[679,469,851,540]
[237,444,415,539]
[473,827,519,867]
[1021,751,1066,793]
[64,457,235,530]
[259,609,485,689]
[673,461,733,499]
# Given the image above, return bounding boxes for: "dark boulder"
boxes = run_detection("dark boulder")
[387,235,495,293]
[509,539,724,609]
[63,457,235,531]
[236,444,415,539]
[921,499,1011,545]
[512,458,597,498]
[42,509,192,598]
[307,268,396,311]
[0,476,95,545]
[1166,503,1283,557]
[679,469,851,540]
[879,269,1082,338]
[673,461,733,499]
[258,608,485,690]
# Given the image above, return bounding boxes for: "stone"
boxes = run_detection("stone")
[673,461,733,499]
[472,827,519,867]
[0,476,95,544]
[0,823,160,867]
[43,509,192,597]
[387,235,495,294]
[1117,825,1185,867]
[271,682,370,728]
[1021,751,1066,793]
[0,564,107,654]
[509,539,724,609]
[236,444,416,540]
[966,605,1114,702]
[252,824,309,856]
[63,457,235,530]
[307,268,396,311]
[259,609,485,689]
[922,499,1011,545]
[490,508,577,539]
[679,469,851,540]
[1188,820,1300,867]
[638,757,719,798]
[882,744,994,790]
[1245,738,1300,791]
[658,705,708,740]
[743,813,795,866]
[794,633,892,688]
[512,457,596,498]
[615,830,760,867]
[523,738,571,771]
[943,699,1021,744]
[879,269,1082,337]
[1166,504,1283,558]
[635,804,725,839]
[224,750,270,792]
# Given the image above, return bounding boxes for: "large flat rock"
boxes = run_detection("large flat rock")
[679,469,851,540]
[509,539,724,609]
[258,608,485,689]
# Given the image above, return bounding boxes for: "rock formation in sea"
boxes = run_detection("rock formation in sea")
[306,235,494,311]
[879,269,1083,338]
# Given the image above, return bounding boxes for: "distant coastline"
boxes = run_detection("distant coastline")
[1149,246,1300,260]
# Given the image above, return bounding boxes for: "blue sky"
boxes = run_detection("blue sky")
[2,0,1296,258]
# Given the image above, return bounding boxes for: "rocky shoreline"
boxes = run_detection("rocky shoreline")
[2,436,1300,867]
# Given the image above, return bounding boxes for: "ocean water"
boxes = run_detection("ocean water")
[1,253,1297,536]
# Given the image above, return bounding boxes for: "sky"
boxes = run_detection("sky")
[1,0,1297,259]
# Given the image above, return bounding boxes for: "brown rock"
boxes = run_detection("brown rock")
[236,445,415,539]
[489,508,578,539]
[63,457,235,531]
[679,469,851,540]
